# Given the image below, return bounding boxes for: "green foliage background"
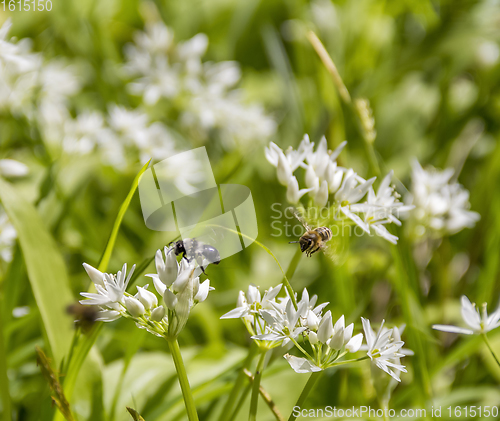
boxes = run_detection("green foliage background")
[1,0,500,420]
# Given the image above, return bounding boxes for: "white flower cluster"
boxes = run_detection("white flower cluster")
[56,105,177,168]
[407,160,480,238]
[433,295,500,336]
[0,19,79,121]
[221,285,409,381]
[79,246,213,339]
[266,135,413,244]
[0,20,178,168]
[124,21,276,148]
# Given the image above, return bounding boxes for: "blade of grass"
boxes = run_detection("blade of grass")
[98,160,152,272]
[0,178,74,366]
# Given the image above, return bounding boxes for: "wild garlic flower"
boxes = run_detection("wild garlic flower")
[79,246,214,338]
[124,20,275,148]
[433,295,500,335]
[406,160,480,238]
[266,135,412,243]
[147,246,214,338]
[221,286,408,380]
[361,318,408,382]
[79,263,136,322]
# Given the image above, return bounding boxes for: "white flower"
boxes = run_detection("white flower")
[0,159,29,178]
[220,284,282,319]
[265,136,313,175]
[252,299,307,344]
[433,295,500,335]
[146,246,179,293]
[80,263,136,307]
[407,160,480,237]
[362,318,407,382]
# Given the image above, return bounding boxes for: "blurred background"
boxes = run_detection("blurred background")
[1,0,500,420]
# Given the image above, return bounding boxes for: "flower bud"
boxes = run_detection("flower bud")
[314,180,329,208]
[309,331,318,345]
[317,311,333,344]
[164,289,178,310]
[305,165,318,190]
[125,296,145,317]
[136,286,158,309]
[151,305,166,321]
[156,248,179,286]
[277,153,292,186]
[307,311,320,330]
[286,176,301,204]
[328,328,344,350]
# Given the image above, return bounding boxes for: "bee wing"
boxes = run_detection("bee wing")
[319,238,347,265]
[292,208,311,231]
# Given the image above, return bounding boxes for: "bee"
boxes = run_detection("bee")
[66,302,99,332]
[289,210,333,257]
[170,238,221,273]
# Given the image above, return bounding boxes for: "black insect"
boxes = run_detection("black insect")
[169,238,221,273]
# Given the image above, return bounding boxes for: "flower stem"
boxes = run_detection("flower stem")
[482,333,500,368]
[220,343,259,421]
[287,371,322,421]
[249,352,267,421]
[283,247,303,309]
[331,355,370,366]
[167,338,199,421]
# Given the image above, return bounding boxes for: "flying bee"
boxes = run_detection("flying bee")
[289,210,333,257]
[169,238,221,273]
[66,302,99,332]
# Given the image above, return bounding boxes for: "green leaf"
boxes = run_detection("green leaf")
[0,178,74,366]
[98,160,151,272]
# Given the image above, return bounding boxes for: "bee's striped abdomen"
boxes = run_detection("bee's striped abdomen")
[314,227,332,242]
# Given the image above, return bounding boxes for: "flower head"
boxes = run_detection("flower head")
[361,318,407,382]
[433,295,500,335]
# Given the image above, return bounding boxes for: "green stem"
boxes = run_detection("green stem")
[249,352,267,421]
[220,343,259,421]
[482,333,500,368]
[287,371,322,421]
[290,338,314,361]
[229,384,251,421]
[283,247,303,309]
[331,355,369,366]
[167,339,199,421]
